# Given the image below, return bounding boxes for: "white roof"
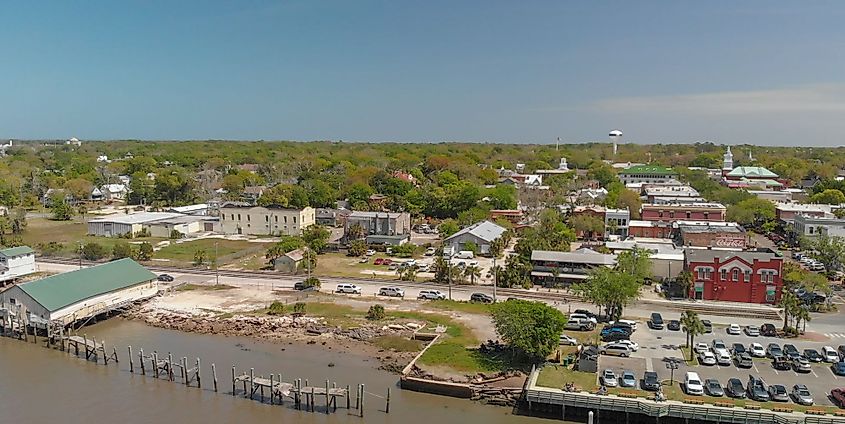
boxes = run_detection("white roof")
[644,185,700,197]
[102,184,127,193]
[90,212,183,225]
[445,220,506,243]
[605,239,684,261]
[775,203,832,213]
[168,204,208,213]
[531,248,617,266]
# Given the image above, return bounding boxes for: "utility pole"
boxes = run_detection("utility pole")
[447,257,452,301]
[214,241,219,286]
[78,241,83,269]
[492,256,497,303]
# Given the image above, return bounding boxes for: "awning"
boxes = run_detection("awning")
[694,286,704,293]
[530,271,589,280]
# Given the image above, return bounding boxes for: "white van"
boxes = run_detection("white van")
[684,372,704,395]
[823,346,839,363]
[454,250,474,259]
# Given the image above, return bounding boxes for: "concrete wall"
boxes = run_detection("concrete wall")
[87,221,139,237]
[399,376,474,398]
[220,206,315,236]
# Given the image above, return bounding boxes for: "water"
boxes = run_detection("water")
[0,320,553,424]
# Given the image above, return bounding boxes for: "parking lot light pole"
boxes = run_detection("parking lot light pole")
[666,360,679,386]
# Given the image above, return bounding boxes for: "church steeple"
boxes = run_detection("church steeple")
[722,146,733,171]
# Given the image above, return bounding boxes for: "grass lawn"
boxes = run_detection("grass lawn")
[22,217,165,256]
[426,299,492,315]
[372,335,425,352]
[156,239,262,264]
[536,364,598,391]
[314,252,411,280]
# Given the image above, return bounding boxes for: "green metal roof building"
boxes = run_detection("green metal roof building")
[0,258,158,325]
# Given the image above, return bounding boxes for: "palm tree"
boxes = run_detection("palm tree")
[676,270,693,299]
[680,310,704,360]
[779,291,800,331]
[464,265,481,285]
[795,305,811,333]
[489,238,505,259]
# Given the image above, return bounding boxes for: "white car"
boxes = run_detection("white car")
[378,287,405,297]
[684,372,704,396]
[694,342,710,354]
[727,324,741,335]
[424,247,436,256]
[823,346,840,363]
[559,334,577,346]
[716,351,732,366]
[570,313,598,325]
[612,339,639,352]
[698,351,717,366]
[417,290,446,300]
[601,369,618,387]
[335,284,362,294]
[365,249,376,256]
[745,325,760,337]
[749,342,766,358]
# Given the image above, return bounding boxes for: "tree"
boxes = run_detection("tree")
[616,248,652,281]
[463,265,481,285]
[81,242,108,261]
[680,310,705,360]
[366,304,386,320]
[298,249,318,273]
[112,241,133,260]
[615,189,643,219]
[348,239,367,256]
[572,267,641,321]
[266,236,305,262]
[726,198,775,227]
[302,225,330,253]
[51,200,74,221]
[397,265,417,282]
[193,249,208,266]
[490,299,567,360]
[303,276,321,288]
[438,219,460,239]
[64,178,94,201]
[676,270,693,298]
[570,214,605,240]
[779,290,800,332]
[484,184,517,210]
[809,189,845,205]
[462,241,479,255]
[137,242,154,261]
[805,233,845,273]
[489,237,506,259]
[587,163,617,188]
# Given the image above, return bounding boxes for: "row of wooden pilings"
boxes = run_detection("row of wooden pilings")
[45,332,389,417]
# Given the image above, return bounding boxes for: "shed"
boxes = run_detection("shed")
[444,221,507,255]
[0,258,158,325]
[273,249,305,273]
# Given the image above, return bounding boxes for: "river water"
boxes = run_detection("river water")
[0,320,555,424]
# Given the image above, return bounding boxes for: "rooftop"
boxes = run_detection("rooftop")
[89,212,183,225]
[167,204,208,213]
[531,248,617,266]
[726,166,779,178]
[685,248,780,264]
[676,221,745,234]
[18,258,156,312]
[446,220,507,243]
[0,246,35,257]
[620,165,677,175]
[642,202,727,210]
[643,185,700,196]
[348,211,407,219]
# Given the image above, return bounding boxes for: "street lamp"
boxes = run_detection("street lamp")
[666,359,680,386]
[493,256,498,303]
[214,241,219,286]
[447,256,452,301]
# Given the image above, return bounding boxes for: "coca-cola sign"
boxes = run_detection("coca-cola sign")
[713,235,745,248]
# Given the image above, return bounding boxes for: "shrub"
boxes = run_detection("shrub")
[267,301,286,315]
[391,243,416,258]
[293,302,306,314]
[169,229,183,239]
[303,277,321,288]
[81,242,108,261]
[366,304,386,321]
[40,241,64,256]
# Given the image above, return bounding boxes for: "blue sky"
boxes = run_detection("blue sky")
[1,1,844,145]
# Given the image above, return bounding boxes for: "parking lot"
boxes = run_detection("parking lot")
[588,319,845,407]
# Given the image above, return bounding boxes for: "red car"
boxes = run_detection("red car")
[832,388,845,407]
[382,259,392,265]
[373,258,384,265]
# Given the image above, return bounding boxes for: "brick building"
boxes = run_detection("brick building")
[685,248,783,304]
[640,203,726,223]
[676,221,747,248]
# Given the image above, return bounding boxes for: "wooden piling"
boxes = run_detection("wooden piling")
[269,374,274,405]
[152,352,158,378]
[386,387,391,413]
[249,368,255,399]
[128,346,134,373]
[360,384,365,417]
[231,366,236,396]
[139,348,145,375]
[211,363,218,392]
[332,382,338,412]
[196,358,202,388]
[112,346,119,363]
[325,380,330,414]
[168,353,174,381]
[310,387,315,413]
[346,385,351,410]
[181,357,188,383]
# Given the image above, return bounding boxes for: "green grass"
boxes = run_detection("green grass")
[536,365,598,391]
[155,239,259,263]
[426,299,492,315]
[372,335,425,352]
[22,217,164,255]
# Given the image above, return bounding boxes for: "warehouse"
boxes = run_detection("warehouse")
[0,258,158,326]
[87,212,182,237]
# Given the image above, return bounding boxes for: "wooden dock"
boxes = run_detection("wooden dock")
[232,372,355,413]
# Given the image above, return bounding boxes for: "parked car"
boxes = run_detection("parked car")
[792,384,814,405]
[761,323,777,337]
[838,345,845,360]
[701,320,712,333]
[573,309,596,319]
[766,343,783,358]
[667,320,681,331]
[611,339,639,352]
[769,384,789,402]
[715,351,732,366]
[569,313,598,325]
[804,348,824,363]
[469,293,494,303]
[642,371,661,391]
[831,388,845,407]
[648,312,664,330]
[417,290,446,300]
[783,344,800,360]
[732,343,747,356]
[726,378,746,398]
[611,319,638,332]
[365,249,376,256]
[601,369,618,387]
[424,247,436,256]
[373,258,384,265]
[454,250,474,259]
[735,352,754,368]
[698,351,717,366]
[684,372,704,396]
[157,274,174,282]
[705,379,724,397]
[600,343,632,357]
[382,259,393,266]
[694,342,711,354]
[335,284,362,294]
[566,318,594,331]
[378,287,405,297]
[293,281,319,291]
[793,357,812,373]
[744,325,760,337]
[772,355,791,371]
[824,346,840,363]
[600,328,631,342]
[712,339,727,351]
[620,370,637,388]
[727,324,741,335]
[559,334,577,346]
[749,343,766,358]
[832,362,845,376]
[359,256,369,263]
[747,376,770,402]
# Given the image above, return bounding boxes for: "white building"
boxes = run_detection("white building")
[444,221,507,255]
[0,259,158,326]
[99,184,128,201]
[604,238,684,280]
[166,204,209,216]
[0,246,37,284]
[793,215,845,239]
[219,203,315,236]
[87,212,183,237]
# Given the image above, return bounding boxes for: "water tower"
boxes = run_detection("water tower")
[609,129,623,157]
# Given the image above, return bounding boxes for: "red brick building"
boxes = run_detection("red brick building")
[676,222,747,248]
[641,203,726,223]
[685,248,783,304]
[628,220,671,238]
